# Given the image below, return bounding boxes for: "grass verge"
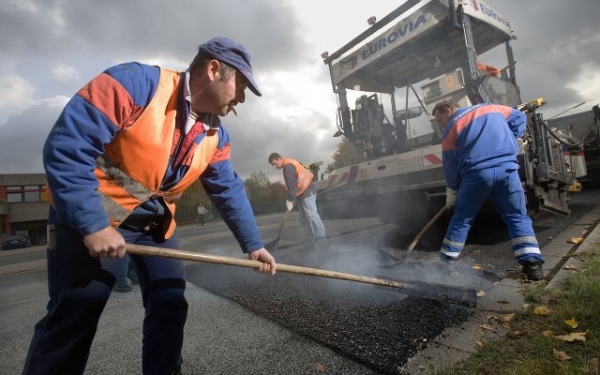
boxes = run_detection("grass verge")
[436,243,600,375]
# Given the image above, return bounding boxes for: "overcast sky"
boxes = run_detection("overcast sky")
[1,0,599,184]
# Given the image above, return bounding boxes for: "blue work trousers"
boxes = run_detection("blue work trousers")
[297,192,326,244]
[441,164,543,263]
[22,221,187,375]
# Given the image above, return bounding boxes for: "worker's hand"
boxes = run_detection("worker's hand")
[83,226,127,259]
[248,248,277,275]
[286,200,294,212]
[445,187,458,208]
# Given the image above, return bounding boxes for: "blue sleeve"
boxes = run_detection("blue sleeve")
[199,127,263,253]
[43,63,159,235]
[442,148,461,190]
[442,121,461,190]
[506,107,526,138]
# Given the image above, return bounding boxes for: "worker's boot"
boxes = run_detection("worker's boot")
[423,253,457,275]
[438,253,458,275]
[521,260,544,281]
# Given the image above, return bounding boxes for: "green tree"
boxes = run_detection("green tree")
[174,171,288,225]
[327,137,364,173]
[244,171,288,214]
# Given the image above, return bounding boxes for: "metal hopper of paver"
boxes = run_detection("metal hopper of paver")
[316,0,584,232]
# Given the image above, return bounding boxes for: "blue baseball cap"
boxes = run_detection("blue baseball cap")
[197,37,261,97]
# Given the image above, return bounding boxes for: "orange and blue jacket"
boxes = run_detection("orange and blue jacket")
[43,63,262,252]
[441,103,526,190]
[282,158,314,201]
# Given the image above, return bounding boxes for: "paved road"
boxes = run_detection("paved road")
[2,189,599,374]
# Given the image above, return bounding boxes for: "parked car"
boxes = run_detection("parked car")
[2,235,31,250]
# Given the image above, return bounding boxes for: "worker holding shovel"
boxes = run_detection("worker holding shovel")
[268,153,327,250]
[432,100,544,281]
[23,38,276,375]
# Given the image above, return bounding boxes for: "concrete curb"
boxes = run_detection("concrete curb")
[401,205,600,374]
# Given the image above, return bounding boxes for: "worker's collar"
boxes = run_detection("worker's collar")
[184,70,221,129]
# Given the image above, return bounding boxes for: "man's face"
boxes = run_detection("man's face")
[433,108,452,131]
[191,60,248,117]
[271,158,284,169]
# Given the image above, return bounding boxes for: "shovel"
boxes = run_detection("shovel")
[264,210,290,251]
[125,243,478,307]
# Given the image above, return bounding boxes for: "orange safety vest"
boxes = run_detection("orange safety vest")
[93,68,218,239]
[282,158,313,197]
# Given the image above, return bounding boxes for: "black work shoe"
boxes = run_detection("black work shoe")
[521,260,544,281]
[113,284,132,293]
[441,257,458,275]
[424,254,457,275]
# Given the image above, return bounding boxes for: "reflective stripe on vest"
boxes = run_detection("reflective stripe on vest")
[283,158,313,196]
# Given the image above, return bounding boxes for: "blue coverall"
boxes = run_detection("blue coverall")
[439,103,544,264]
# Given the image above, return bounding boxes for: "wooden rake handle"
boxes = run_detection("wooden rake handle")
[406,206,448,254]
[126,243,408,290]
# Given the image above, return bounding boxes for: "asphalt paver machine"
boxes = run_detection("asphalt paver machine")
[318,0,582,228]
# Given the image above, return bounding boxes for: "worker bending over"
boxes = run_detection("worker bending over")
[22,37,276,375]
[432,100,544,281]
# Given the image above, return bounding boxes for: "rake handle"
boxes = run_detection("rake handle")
[126,243,408,289]
[406,206,448,254]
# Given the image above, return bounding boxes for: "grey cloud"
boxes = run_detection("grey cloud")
[501,0,600,110]
[223,102,336,183]
[0,0,310,71]
[1,0,599,179]
[0,103,58,174]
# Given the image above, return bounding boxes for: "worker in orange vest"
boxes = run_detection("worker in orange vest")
[268,153,327,250]
[23,37,276,375]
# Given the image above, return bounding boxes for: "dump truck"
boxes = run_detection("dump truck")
[317,0,584,230]
[546,103,600,188]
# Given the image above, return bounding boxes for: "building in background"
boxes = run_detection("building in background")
[0,174,49,246]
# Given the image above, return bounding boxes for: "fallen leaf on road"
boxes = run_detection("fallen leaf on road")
[315,363,325,373]
[472,265,482,270]
[480,324,493,331]
[564,265,577,271]
[568,237,583,244]
[510,330,527,337]
[477,290,486,297]
[555,331,587,342]
[475,340,484,348]
[553,348,571,361]
[564,318,578,329]
[499,313,515,324]
[534,306,551,316]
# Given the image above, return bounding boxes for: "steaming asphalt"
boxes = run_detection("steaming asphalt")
[1,187,599,374]
[188,188,600,374]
